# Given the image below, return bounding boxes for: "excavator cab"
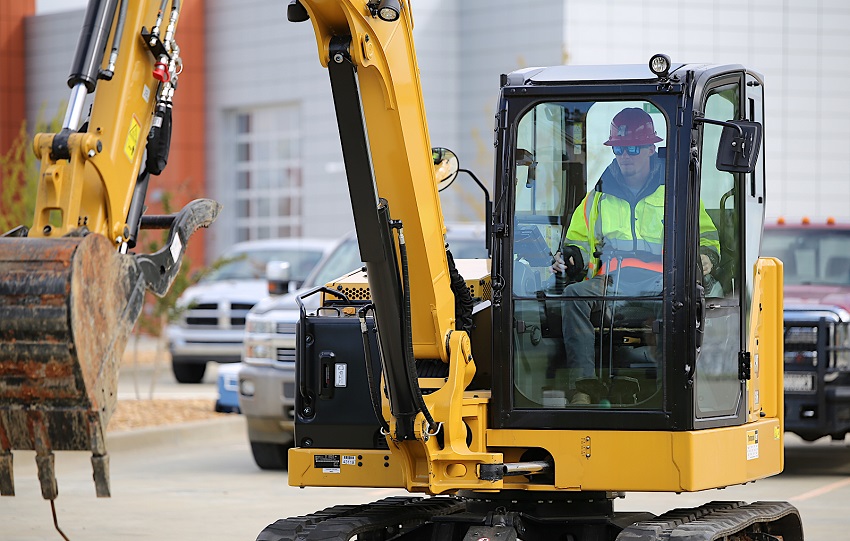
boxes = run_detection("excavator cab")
[498,62,766,431]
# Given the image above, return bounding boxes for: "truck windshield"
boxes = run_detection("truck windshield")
[762,228,850,286]
[205,248,325,282]
[308,228,488,289]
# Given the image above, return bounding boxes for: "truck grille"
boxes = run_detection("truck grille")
[276,347,296,363]
[784,324,821,368]
[276,323,296,334]
[183,301,256,329]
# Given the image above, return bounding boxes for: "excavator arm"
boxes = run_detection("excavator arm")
[0,0,219,500]
[290,0,501,490]
[296,0,458,435]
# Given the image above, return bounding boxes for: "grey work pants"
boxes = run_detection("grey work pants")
[560,269,662,386]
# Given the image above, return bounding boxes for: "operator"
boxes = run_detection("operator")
[551,107,720,405]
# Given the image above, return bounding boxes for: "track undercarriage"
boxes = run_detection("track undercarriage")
[258,492,803,541]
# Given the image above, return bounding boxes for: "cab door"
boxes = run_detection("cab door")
[692,72,752,426]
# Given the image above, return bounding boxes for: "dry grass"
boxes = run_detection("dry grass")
[111,336,230,432]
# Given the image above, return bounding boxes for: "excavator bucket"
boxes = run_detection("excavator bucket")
[0,198,220,499]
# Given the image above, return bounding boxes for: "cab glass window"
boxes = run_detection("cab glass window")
[695,82,743,419]
[511,100,668,410]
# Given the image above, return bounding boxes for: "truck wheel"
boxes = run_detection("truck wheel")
[250,441,290,470]
[172,360,206,384]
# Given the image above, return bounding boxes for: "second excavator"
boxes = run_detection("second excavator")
[0,0,219,502]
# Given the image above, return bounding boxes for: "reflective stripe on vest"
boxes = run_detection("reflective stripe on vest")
[598,257,663,274]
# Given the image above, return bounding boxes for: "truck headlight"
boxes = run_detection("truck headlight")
[244,318,276,363]
[245,319,276,334]
[835,322,850,371]
[244,339,274,362]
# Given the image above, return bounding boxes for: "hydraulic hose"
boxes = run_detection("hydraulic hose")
[100,0,128,80]
[358,304,390,434]
[396,225,438,433]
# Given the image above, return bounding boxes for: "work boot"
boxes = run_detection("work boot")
[575,378,607,404]
[570,391,591,405]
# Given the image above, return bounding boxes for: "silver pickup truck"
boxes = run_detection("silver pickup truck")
[238,224,487,469]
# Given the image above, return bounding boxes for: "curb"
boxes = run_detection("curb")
[106,415,245,453]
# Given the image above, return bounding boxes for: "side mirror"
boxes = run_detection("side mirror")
[266,261,291,296]
[432,147,459,191]
[715,120,762,174]
[432,146,493,257]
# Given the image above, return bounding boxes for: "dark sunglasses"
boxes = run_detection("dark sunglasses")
[612,145,649,156]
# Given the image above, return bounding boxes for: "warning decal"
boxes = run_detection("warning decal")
[124,115,142,161]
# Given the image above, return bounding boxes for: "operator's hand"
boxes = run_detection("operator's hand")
[551,251,568,274]
[700,253,713,276]
[551,246,584,282]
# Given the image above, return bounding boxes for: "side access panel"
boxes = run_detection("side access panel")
[295,312,386,450]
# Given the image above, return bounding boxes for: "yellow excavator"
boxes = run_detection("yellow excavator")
[258,1,805,540]
[0,1,806,540]
[0,0,218,501]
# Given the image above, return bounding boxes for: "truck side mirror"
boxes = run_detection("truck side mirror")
[266,261,291,295]
[716,120,762,174]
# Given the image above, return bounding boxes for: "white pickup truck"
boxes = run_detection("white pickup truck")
[238,224,487,469]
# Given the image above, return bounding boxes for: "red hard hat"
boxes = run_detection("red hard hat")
[604,107,663,146]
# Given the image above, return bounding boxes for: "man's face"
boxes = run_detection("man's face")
[614,145,654,187]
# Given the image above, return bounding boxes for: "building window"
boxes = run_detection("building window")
[232,106,302,241]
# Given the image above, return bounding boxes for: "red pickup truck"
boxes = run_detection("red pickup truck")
[761,218,850,442]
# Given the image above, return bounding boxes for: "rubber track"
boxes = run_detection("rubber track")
[616,500,803,540]
[256,496,466,541]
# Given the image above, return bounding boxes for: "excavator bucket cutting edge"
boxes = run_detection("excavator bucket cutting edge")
[0,198,220,499]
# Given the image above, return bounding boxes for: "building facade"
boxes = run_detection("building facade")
[5,1,848,263]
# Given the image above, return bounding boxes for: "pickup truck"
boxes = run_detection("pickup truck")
[238,224,487,469]
[761,218,850,442]
[166,238,335,383]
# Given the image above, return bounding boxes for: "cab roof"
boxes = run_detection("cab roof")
[503,62,740,87]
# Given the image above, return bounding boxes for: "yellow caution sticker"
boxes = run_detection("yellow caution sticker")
[774,426,781,440]
[124,115,142,161]
[746,429,759,460]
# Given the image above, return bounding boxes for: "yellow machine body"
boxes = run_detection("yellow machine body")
[294,260,784,495]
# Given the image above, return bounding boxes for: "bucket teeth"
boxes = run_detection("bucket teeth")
[0,199,220,499]
[0,450,13,496]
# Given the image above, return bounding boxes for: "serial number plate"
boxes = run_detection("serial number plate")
[784,372,815,393]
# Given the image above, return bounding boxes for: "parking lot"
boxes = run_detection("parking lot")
[3,407,848,540]
[1,340,846,540]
